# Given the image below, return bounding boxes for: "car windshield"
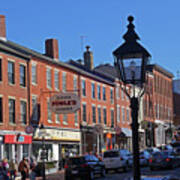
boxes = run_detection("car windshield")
[67,157,85,165]
[84,155,99,162]
[120,150,129,155]
[104,151,119,158]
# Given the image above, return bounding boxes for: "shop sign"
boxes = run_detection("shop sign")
[34,129,81,141]
[94,124,104,134]
[4,135,32,144]
[50,92,80,114]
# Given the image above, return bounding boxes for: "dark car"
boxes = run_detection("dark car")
[64,155,106,180]
[149,151,179,170]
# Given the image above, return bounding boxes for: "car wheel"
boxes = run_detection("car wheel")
[101,168,106,177]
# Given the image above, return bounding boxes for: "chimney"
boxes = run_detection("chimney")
[45,39,59,60]
[0,15,6,40]
[84,45,94,70]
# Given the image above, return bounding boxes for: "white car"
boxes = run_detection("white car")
[102,150,128,173]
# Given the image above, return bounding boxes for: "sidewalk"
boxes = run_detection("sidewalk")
[15,169,64,180]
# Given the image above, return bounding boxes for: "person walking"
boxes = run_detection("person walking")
[9,159,17,180]
[18,157,29,180]
[2,158,10,180]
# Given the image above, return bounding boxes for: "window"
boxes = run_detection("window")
[122,107,125,123]
[32,96,38,121]
[116,86,119,99]
[121,89,124,100]
[74,112,78,126]
[103,108,107,125]
[117,105,120,123]
[103,87,106,101]
[97,85,101,100]
[9,99,15,124]
[127,108,130,122]
[20,65,26,87]
[82,80,86,96]
[92,106,96,123]
[8,61,15,84]
[0,97,2,123]
[46,68,52,88]
[110,88,114,104]
[31,64,37,84]
[73,76,78,92]
[62,72,66,91]
[55,114,60,124]
[98,107,101,123]
[54,71,59,90]
[111,109,114,127]
[0,59,2,81]
[82,104,86,122]
[47,99,52,122]
[63,114,68,124]
[20,101,27,124]
[91,83,95,98]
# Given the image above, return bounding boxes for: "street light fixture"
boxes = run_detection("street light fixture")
[113,16,151,180]
[40,124,46,180]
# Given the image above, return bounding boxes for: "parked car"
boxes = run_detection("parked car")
[139,150,151,166]
[119,149,133,167]
[149,151,180,170]
[157,144,174,152]
[102,150,128,173]
[64,155,106,180]
[144,147,160,155]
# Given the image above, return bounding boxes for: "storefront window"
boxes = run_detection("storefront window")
[4,144,13,160]
[23,144,29,158]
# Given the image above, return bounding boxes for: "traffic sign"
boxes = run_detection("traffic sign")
[25,125,34,134]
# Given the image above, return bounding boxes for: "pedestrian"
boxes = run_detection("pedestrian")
[2,158,10,180]
[8,159,17,180]
[29,157,37,180]
[18,157,29,180]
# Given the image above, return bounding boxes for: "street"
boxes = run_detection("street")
[95,167,180,180]
[48,167,180,180]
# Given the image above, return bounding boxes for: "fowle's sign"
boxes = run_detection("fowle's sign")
[50,92,80,114]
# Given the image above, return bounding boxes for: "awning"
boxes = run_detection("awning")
[121,128,132,137]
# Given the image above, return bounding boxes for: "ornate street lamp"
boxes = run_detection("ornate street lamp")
[113,16,151,180]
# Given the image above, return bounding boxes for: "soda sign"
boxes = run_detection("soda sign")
[50,92,80,114]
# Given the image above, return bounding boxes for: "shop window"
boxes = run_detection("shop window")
[23,144,29,158]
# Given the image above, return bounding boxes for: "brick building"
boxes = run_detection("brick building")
[0,15,174,162]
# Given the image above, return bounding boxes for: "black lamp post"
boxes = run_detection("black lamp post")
[40,124,46,180]
[113,16,151,180]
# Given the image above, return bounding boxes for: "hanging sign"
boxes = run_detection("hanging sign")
[94,124,104,134]
[50,92,80,114]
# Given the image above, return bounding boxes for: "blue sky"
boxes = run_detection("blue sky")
[0,0,180,78]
